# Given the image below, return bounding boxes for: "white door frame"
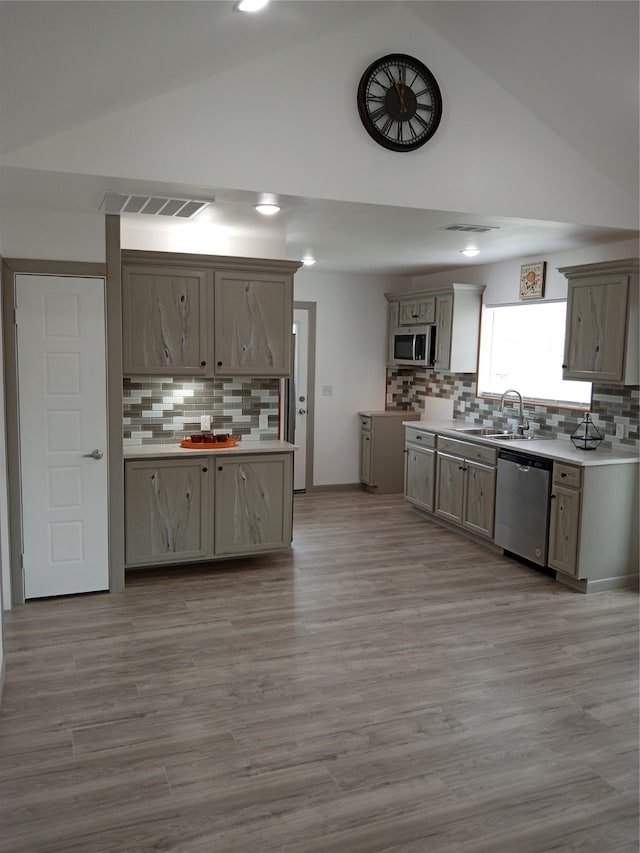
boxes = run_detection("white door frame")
[287,301,315,492]
[1,245,124,606]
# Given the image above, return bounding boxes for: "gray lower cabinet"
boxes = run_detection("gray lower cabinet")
[214,454,293,555]
[548,460,638,590]
[404,428,436,512]
[435,437,497,539]
[125,452,293,567]
[359,412,420,493]
[125,457,211,566]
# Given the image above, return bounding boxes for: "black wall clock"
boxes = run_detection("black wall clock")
[357,53,443,152]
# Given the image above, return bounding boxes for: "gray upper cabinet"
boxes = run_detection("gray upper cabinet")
[214,271,293,376]
[122,264,211,375]
[387,284,484,373]
[560,258,639,385]
[122,251,301,378]
[399,296,436,325]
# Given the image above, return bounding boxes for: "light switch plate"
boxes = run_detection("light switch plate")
[259,413,269,429]
[615,422,625,439]
[200,414,211,431]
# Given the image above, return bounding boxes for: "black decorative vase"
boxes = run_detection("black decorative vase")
[570,414,603,451]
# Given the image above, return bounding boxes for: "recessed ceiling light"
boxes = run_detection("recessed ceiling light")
[254,203,281,216]
[235,0,269,12]
[461,248,480,257]
[301,256,316,266]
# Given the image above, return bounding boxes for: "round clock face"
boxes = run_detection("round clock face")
[357,53,443,152]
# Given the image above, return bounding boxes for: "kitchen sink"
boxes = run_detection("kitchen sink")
[491,434,539,441]
[454,427,510,436]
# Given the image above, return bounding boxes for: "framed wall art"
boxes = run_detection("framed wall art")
[519,261,546,300]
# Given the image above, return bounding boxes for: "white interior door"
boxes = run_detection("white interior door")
[16,274,109,599]
[293,308,309,491]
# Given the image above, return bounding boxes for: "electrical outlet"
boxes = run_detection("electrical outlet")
[259,413,269,429]
[200,414,211,431]
[615,422,625,439]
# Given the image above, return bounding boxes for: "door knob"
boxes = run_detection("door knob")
[82,449,103,460]
[298,408,306,415]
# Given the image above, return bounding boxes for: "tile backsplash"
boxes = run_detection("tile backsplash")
[387,368,639,452]
[123,377,280,445]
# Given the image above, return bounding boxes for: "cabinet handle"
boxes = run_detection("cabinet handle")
[416,435,422,440]
[202,467,207,473]
[560,472,567,478]
[562,363,568,368]
[218,465,223,471]
[458,465,466,471]
[551,493,556,499]
[201,360,207,367]
[217,361,223,367]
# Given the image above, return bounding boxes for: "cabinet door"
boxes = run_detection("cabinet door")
[214,454,293,555]
[214,271,293,376]
[359,429,372,485]
[125,458,211,565]
[548,485,581,576]
[563,275,628,382]
[434,294,453,371]
[399,297,435,325]
[122,265,210,375]
[463,460,496,539]
[405,446,435,512]
[435,452,464,524]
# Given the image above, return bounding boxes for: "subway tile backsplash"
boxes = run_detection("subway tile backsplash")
[387,368,639,452]
[123,377,280,445]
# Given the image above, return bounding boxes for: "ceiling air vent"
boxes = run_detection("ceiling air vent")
[99,192,213,219]
[442,223,500,233]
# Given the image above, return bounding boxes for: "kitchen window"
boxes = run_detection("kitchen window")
[477,301,592,409]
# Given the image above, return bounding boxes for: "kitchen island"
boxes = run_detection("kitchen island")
[403,420,638,592]
[124,440,296,568]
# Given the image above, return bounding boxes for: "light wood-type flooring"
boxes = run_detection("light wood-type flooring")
[1,491,638,853]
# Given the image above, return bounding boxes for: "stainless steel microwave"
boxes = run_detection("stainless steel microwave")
[391,325,436,367]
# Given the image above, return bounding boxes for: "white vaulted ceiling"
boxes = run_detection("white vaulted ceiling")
[0,1,638,275]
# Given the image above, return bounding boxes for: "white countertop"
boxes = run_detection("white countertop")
[124,440,297,460]
[404,419,639,467]
[358,409,419,417]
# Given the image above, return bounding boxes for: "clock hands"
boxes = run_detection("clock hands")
[394,81,407,115]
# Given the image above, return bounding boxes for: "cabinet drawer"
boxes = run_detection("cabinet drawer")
[437,436,497,466]
[553,462,582,489]
[360,416,372,431]
[405,427,435,448]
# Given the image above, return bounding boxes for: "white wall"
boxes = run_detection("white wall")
[120,217,285,260]
[0,208,106,261]
[5,4,636,231]
[294,269,405,486]
[392,238,640,304]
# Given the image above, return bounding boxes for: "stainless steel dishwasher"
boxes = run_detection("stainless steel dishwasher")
[494,449,553,566]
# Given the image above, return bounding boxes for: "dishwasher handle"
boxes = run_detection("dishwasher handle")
[498,448,553,471]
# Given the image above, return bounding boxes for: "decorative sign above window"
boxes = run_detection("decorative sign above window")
[519,261,546,300]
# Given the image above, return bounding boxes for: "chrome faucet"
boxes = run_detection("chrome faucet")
[499,388,529,436]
